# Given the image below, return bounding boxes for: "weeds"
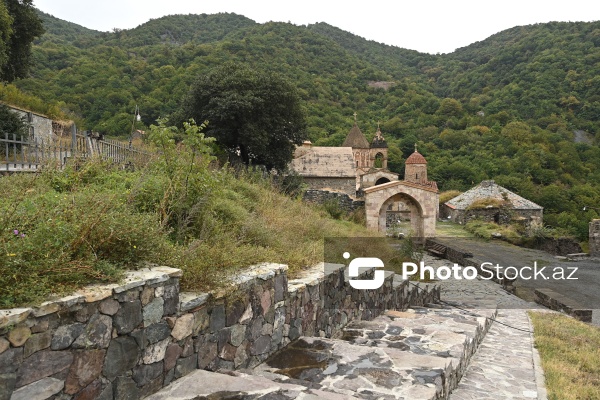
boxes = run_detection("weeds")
[0,120,378,307]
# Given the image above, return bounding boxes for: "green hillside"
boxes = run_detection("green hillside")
[7,11,600,240]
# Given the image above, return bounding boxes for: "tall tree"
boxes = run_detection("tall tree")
[176,63,307,171]
[0,0,44,82]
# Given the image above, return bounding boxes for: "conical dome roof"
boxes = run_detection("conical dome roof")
[342,123,370,149]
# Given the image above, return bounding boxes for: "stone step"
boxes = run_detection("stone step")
[250,307,495,400]
[146,306,495,400]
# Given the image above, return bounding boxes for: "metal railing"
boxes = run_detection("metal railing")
[1,131,153,172]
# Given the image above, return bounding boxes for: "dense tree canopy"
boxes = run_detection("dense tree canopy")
[176,63,307,171]
[0,0,44,82]
[4,11,600,239]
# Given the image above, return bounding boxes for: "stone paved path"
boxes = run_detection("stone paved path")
[422,255,549,400]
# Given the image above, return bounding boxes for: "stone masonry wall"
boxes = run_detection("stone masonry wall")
[303,189,365,212]
[0,263,439,400]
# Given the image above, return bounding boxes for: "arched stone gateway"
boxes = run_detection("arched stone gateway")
[364,181,438,237]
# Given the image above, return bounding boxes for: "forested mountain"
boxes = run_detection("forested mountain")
[5,10,600,240]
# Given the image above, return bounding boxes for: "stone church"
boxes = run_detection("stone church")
[290,116,439,236]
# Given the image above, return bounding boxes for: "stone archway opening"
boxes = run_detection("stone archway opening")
[375,177,391,186]
[364,181,438,238]
[380,193,424,237]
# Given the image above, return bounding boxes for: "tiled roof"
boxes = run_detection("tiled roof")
[342,123,370,149]
[405,151,427,164]
[446,180,543,210]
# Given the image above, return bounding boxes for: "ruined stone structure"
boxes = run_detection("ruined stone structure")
[290,116,439,236]
[441,180,543,226]
[5,104,55,142]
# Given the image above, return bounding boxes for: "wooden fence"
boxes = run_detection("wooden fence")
[1,132,153,172]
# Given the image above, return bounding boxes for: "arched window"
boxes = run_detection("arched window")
[374,152,384,168]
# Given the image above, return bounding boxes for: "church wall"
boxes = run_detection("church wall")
[303,190,365,212]
[301,177,356,197]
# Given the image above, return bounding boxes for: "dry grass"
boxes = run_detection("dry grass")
[439,190,462,204]
[466,197,507,210]
[529,311,600,400]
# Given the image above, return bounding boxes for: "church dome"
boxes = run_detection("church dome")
[405,150,427,164]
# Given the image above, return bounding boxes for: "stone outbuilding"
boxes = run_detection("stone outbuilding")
[441,180,543,226]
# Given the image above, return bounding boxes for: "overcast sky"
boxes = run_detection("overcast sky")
[34,0,599,54]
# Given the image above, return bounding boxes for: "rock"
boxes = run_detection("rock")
[9,377,64,400]
[98,299,119,316]
[260,290,271,316]
[225,302,245,327]
[51,323,85,350]
[143,297,164,327]
[23,331,52,358]
[133,361,163,386]
[113,376,140,400]
[72,314,112,349]
[72,379,102,400]
[0,347,22,374]
[163,344,182,371]
[261,323,273,335]
[174,355,196,379]
[0,373,16,400]
[250,335,271,355]
[274,273,286,303]
[139,375,164,398]
[162,284,179,316]
[219,343,236,361]
[250,317,264,340]
[181,337,194,358]
[197,340,217,370]
[141,286,155,306]
[171,314,194,341]
[239,303,253,324]
[103,336,139,380]
[234,343,249,368]
[142,338,170,364]
[64,350,106,394]
[131,329,148,350]
[113,300,142,334]
[209,304,225,333]
[75,303,97,323]
[230,324,246,347]
[30,320,49,334]
[96,382,113,400]
[115,288,140,302]
[0,337,10,354]
[192,307,209,336]
[146,321,171,344]
[16,350,73,388]
[8,326,31,347]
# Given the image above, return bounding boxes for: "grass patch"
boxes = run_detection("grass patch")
[439,190,461,205]
[435,220,476,238]
[529,311,600,400]
[0,120,379,307]
[464,220,521,242]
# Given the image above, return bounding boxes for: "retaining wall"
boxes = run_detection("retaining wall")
[0,262,439,400]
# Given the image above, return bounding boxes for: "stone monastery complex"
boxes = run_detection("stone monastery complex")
[290,115,439,237]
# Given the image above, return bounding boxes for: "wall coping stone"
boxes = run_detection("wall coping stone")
[0,266,182,329]
[179,293,211,312]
